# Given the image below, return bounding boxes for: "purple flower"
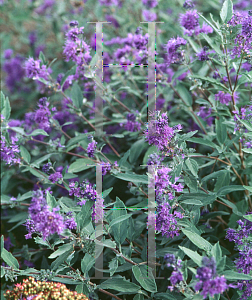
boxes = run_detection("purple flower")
[69,179,97,203]
[156,202,183,238]
[4,49,13,59]
[142,0,158,8]
[183,0,194,9]
[48,172,63,183]
[196,46,210,61]
[98,0,119,6]
[1,136,21,166]
[3,54,25,92]
[215,91,238,105]
[142,10,157,22]
[197,106,213,126]
[180,9,199,32]
[86,139,97,157]
[144,111,182,153]
[24,57,51,80]
[25,190,65,240]
[195,257,228,299]
[124,113,141,132]
[165,37,187,66]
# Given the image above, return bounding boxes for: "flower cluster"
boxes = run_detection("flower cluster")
[215,91,238,105]
[165,36,187,66]
[144,111,183,154]
[226,214,252,299]
[4,276,89,300]
[34,98,52,131]
[3,50,25,93]
[0,135,21,166]
[124,112,141,132]
[197,106,213,126]
[24,189,73,240]
[69,179,97,205]
[48,172,63,184]
[228,12,252,58]
[164,254,184,291]
[63,21,91,80]
[180,9,213,36]
[100,161,118,175]
[195,257,228,299]
[24,57,52,91]
[156,202,183,238]
[86,139,97,157]
[196,46,210,61]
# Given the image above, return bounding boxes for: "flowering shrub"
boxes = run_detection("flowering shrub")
[1,0,252,299]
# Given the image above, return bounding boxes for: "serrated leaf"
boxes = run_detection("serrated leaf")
[132,265,157,293]
[129,138,146,164]
[46,191,58,210]
[108,213,132,231]
[109,256,118,276]
[188,137,216,148]
[211,242,222,263]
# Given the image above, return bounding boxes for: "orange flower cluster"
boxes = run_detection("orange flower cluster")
[4,277,89,300]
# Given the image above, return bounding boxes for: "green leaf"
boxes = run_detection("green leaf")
[76,201,94,231]
[185,158,198,177]
[176,84,192,106]
[242,148,252,154]
[181,199,202,206]
[179,246,202,266]
[200,33,223,55]
[28,129,49,137]
[68,159,95,173]
[112,172,149,184]
[221,270,252,281]
[16,191,33,201]
[198,13,222,38]
[1,248,19,269]
[1,92,11,120]
[217,185,245,196]
[60,65,77,87]
[51,250,73,271]
[133,295,144,300]
[81,253,95,276]
[1,266,5,278]
[243,185,252,193]
[98,277,141,293]
[184,175,198,192]
[187,137,216,148]
[220,0,233,23]
[71,82,83,109]
[31,153,57,168]
[109,214,132,231]
[129,138,146,164]
[20,146,31,164]
[46,191,58,210]
[214,170,230,192]
[1,235,4,254]
[244,214,252,222]
[48,243,73,259]
[109,256,118,276]
[75,283,90,297]
[215,116,227,145]
[154,292,178,300]
[211,242,222,263]
[132,265,157,293]
[110,197,128,245]
[182,229,212,251]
